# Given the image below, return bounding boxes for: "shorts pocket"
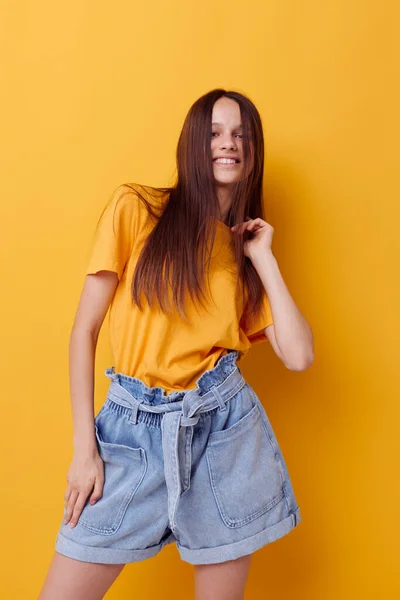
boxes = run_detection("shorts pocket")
[78,424,147,535]
[206,403,285,528]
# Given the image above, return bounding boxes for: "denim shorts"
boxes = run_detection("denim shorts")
[55,350,301,565]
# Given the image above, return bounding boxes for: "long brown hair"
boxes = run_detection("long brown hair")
[125,89,269,330]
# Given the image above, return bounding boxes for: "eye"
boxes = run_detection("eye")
[211,132,243,138]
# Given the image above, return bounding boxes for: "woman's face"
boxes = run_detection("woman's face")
[211,97,247,186]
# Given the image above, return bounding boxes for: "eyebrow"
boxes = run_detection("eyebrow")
[212,122,243,128]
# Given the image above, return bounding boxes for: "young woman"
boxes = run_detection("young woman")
[39,89,313,600]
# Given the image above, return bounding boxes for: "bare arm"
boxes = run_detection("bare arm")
[63,270,120,528]
[69,270,120,453]
[231,217,314,371]
[252,251,314,371]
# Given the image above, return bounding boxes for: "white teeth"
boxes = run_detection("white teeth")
[214,158,237,164]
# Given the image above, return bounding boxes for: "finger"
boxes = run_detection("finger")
[245,216,264,225]
[69,491,93,528]
[246,218,266,232]
[64,488,79,524]
[246,220,262,231]
[90,475,104,505]
[63,488,70,521]
[64,485,72,505]
[231,221,251,233]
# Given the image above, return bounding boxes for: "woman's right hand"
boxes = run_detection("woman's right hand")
[63,446,105,528]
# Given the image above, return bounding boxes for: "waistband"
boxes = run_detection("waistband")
[104,350,245,427]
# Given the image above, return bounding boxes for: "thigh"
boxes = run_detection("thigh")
[194,554,252,600]
[38,551,125,600]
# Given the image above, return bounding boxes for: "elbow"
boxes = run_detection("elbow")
[284,350,314,372]
[70,323,100,345]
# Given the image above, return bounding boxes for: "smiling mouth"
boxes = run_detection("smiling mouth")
[213,159,240,166]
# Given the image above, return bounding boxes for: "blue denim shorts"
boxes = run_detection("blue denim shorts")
[55,350,301,565]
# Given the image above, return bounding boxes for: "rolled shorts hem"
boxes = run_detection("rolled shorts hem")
[55,531,176,564]
[176,507,302,565]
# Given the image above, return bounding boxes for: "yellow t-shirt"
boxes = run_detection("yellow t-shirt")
[85,183,274,394]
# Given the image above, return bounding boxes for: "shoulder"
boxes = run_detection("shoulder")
[108,183,142,209]
[102,183,170,241]
[111,182,169,216]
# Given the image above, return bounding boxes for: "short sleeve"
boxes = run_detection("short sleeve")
[85,185,138,280]
[241,291,274,344]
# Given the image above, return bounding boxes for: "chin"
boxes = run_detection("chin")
[213,168,243,185]
[214,176,241,185]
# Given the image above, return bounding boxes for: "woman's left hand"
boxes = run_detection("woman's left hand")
[231,216,274,260]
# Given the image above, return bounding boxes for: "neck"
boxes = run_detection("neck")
[216,185,233,222]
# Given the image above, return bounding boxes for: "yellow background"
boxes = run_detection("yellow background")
[1,1,399,598]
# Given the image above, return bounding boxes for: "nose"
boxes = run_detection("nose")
[219,134,237,151]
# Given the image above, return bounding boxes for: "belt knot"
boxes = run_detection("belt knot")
[180,414,200,427]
